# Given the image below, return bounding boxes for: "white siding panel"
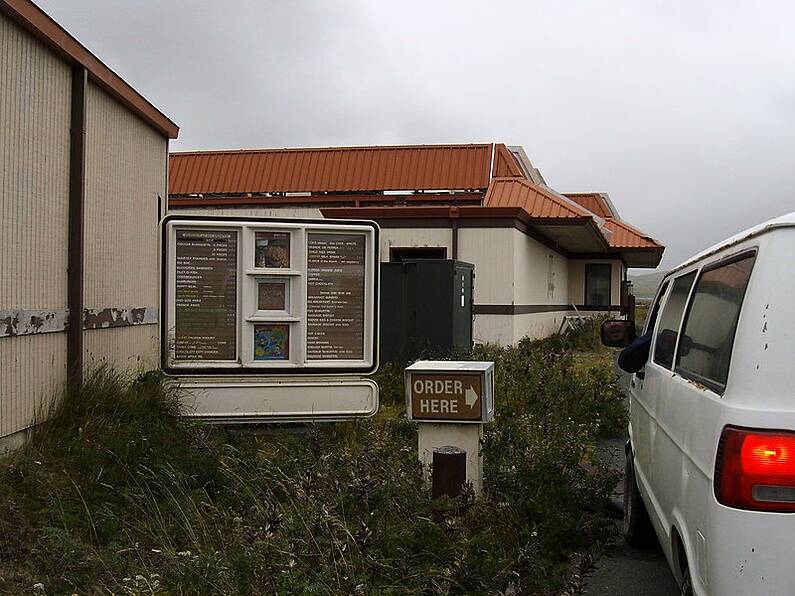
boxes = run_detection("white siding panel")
[512,229,569,306]
[82,81,167,373]
[0,334,66,437]
[83,325,159,373]
[458,228,513,304]
[0,14,70,437]
[0,14,70,308]
[473,314,513,345]
[380,228,452,263]
[512,312,574,343]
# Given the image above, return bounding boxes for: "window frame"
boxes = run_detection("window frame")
[389,246,448,263]
[674,248,757,396]
[644,280,670,336]
[651,270,698,370]
[634,279,670,379]
[584,263,612,307]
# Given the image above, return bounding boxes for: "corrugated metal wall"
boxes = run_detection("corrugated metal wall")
[83,81,167,372]
[0,13,71,438]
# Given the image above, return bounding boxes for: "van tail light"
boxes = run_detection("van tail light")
[715,426,795,512]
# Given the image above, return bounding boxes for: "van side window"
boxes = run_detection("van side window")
[644,280,670,335]
[653,271,697,369]
[676,253,756,393]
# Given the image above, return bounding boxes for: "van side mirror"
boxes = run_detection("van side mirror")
[600,320,637,348]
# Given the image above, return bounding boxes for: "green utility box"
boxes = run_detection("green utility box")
[380,259,474,364]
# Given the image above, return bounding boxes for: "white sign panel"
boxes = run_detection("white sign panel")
[160,215,380,421]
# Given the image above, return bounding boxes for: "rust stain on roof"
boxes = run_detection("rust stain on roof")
[484,178,592,220]
[169,144,493,195]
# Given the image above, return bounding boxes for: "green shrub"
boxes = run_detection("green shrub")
[0,321,623,594]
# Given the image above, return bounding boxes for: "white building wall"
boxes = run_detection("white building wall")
[379,228,453,263]
[457,228,514,304]
[82,81,168,373]
[0,13,71,440]
[458,228,516,345]
[511,229,571,342]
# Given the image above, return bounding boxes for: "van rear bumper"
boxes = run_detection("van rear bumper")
[704,504,795,595]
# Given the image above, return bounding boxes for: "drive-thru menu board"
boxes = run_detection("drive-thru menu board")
[162,217,378,377]
[306,233,365,360]
[174,229,238,361]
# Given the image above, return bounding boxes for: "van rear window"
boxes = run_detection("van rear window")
[653,272,696,370]
[676,253,756,393]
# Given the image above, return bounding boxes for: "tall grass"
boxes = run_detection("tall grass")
[0,322,623,595]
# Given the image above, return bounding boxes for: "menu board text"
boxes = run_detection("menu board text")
[306,233,365,360]
[174,229,238,361]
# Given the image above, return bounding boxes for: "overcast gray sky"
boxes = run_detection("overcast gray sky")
[37,0,795,270]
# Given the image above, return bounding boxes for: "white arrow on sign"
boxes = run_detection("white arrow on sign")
[464,385,479,408]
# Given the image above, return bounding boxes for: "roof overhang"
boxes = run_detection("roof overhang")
[619,247,665,268]
[321,205,611,256]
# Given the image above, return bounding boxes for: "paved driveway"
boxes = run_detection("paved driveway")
[583,366,680,596]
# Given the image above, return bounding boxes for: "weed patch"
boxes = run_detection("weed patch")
[0,322,624,595]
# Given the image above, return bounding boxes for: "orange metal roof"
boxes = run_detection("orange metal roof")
[565,192,663,250]
[484,178,592,220]
[564,193,614,219]
[169,144,493,195]
[491,144,524,178]
[603,218,660,249]
[1,0,178,138]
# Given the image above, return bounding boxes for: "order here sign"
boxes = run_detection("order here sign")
[405,361,494,423]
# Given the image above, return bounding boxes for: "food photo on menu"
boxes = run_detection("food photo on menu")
[253,324,290,360]
[255,232,290,268]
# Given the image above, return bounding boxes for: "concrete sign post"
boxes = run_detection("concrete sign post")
[405,361,495,495]
[160,215,380,422]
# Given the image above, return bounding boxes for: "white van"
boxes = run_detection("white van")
[601,212,795,596]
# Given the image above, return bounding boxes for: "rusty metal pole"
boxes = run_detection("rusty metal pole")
[431,445,467,499]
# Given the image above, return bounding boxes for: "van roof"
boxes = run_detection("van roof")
[667,210,795,277]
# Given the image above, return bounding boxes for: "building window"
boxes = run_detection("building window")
[390,247,447,263]
[585,264,612,306]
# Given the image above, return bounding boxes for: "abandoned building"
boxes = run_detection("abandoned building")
[167,143,664,346]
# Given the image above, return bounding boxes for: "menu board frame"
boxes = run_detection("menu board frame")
[161,215,379,376]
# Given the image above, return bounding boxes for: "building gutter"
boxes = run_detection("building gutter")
[67,64,87,387]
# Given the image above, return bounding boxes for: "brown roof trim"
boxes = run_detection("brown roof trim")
[1,0,179,139]
[167,192,485,208]
[321,206,603,256]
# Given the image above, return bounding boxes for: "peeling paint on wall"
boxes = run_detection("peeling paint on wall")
[0,310,68,337]
[0,307,158,338]
[82,307,157,329]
